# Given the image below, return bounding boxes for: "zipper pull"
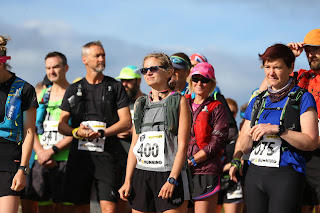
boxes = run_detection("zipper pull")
[202,105,209,112]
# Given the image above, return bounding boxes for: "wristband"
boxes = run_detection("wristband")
[72,127,83,140]
[230,158,242,171]
[52,145,60,154]
[98,129,105,138]
[188,156,197,166]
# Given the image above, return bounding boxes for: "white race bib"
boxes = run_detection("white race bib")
[78,121,106,152]
[133,131,165,169]
[226,182,243,200]
[40,121,65,149]
[249,135,282,167]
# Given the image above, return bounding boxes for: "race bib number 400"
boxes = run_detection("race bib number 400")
[78,121,106,152]
[133,131,165,169]
[249,135,282,167]
[40,121,65,149]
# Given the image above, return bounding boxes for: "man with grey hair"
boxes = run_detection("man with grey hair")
[59,41,131,213]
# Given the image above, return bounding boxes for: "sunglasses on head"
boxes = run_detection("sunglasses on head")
[191,75,210,84]
[170,56,190,69]
[140,66,166,75]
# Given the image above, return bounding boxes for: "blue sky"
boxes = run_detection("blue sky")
[1,0,319,122]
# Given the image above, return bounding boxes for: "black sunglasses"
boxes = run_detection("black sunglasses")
[191,75,210,84]
[140,66,166,75]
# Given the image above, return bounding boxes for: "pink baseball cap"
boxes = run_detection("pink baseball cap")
[190,53,207,63]
[190,62,215,79]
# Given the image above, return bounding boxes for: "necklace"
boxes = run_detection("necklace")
[149,89,170,101]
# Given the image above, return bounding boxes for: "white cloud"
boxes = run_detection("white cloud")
[23,20,74,37]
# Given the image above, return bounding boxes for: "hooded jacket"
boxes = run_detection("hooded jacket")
[186,94,229,175]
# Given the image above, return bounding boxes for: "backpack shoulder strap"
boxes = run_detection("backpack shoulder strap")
[35,86,52,135]
[250,90,268,128]
[165,92,181,133]
[133,95,148,134]
[288,87,307,105]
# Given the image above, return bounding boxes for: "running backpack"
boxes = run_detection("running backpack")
[250,88,312,160]
[67,78,118,128]
[133,92,181,135]
[35,86,52,135]
[0,77,25,144]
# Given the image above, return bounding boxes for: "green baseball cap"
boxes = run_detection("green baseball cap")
[115,65,141,79]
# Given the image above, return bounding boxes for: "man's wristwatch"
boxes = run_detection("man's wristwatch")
[276,125,286,137]
[167,177,179,186]
[52,145,60,154]
[98,129,105,138]
[18,166,30,175]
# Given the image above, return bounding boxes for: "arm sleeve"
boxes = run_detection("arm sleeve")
[202,104,229,158]
[21,83,38,111]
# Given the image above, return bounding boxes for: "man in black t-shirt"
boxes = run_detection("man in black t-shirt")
[59,41,131,213]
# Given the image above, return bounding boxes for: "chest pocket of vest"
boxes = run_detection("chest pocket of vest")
[69,94,86,128]
[103,85,118,127]
[194,109,213,149]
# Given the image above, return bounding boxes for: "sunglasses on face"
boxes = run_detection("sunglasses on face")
[140,66,166,75]
[191,75,210,84]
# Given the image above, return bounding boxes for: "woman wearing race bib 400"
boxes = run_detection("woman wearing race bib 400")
[230,43,318,213]
[119,53,191,213]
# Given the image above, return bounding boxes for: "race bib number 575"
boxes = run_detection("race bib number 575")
[249,135,282,167]
[133,131,165,169]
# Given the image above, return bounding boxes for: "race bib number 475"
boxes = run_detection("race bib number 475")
[249,135,282,168]
[133,131,165,169]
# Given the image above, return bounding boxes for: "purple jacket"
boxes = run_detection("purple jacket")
[186,95,229,176]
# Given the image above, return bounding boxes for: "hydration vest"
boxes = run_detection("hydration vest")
[0,77,25,144]
[67,78,118,128]
[133,92,181,135]
[250,88,311,159]
[35,86,52,135]
[186,94,223,149]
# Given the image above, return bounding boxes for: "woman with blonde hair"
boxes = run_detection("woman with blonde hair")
[185,62,229,213]
[119,53,191,213]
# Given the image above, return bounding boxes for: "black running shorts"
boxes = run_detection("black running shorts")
[129,168,190,212]
[0,171,23,197]
[25,161,68,202]
[245,164,305,213]
[65,152,119,205]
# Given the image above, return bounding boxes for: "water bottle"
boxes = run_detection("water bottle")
[6,89,21,120]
